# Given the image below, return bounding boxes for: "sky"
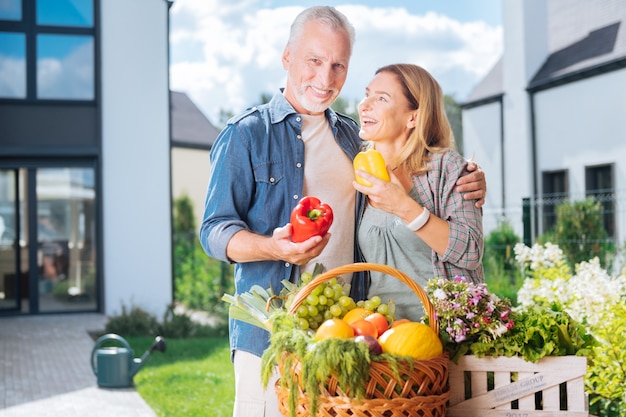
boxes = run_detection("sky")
[169,0,503,126]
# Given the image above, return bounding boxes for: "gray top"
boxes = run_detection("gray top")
[358,185,433,322]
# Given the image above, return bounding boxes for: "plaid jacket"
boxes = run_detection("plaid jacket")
[414,149,484,283]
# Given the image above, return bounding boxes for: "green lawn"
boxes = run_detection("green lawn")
[128,336,234,417]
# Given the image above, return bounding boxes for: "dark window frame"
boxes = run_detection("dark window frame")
[541,169,569,234]
[585,163,615,238]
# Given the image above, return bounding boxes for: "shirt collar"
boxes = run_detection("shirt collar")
[269,90,339,129]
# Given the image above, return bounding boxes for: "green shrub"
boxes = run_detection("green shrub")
[173,194,234,318]
[159,304,196,338]
[485,219,520,272]
[483,255,521,305]
[104,303,228,339]
[105,304,160,337]
[159,304,229,338]
[549,198,610,268]
[174,238,234,315]
[483,219,522,304]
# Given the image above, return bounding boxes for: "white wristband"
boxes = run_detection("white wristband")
[405,208,430,231]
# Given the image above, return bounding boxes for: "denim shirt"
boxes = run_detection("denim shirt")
[199,92,367,358]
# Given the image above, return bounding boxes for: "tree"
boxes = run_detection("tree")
[218,93,273,127]
[331,96,359,121]
[444,94,463,153]
[219,93,361,127]
[173,194,196,234]
[218,108,234,128]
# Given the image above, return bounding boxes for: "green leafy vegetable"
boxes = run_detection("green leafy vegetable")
[468,305,595,363]
[221,284,279,331]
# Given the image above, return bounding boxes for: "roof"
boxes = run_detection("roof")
[170,91,220,150]
[529,21,625,90]
[464,57,503,105]
[465,0,626,104]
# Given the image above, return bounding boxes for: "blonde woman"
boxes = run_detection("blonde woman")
[353,64,484,322]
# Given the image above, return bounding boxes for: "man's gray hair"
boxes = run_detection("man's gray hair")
[288,6,355,53]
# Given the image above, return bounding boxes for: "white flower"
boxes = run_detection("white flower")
[433,288,446,300]
[490,324,509,338]
[517,244,626,330]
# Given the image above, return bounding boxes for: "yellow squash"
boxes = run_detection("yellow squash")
[378,322,443,360]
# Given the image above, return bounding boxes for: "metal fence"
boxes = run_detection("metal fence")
[482,188,626,249]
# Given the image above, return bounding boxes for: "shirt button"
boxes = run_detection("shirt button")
[269,177,275,183]
[296,163,302,168]
[293,195,299,200]
[296,117,301,122]
[284,262,290,267]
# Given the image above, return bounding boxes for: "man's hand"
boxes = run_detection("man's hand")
[225,226,330,265]
[456,160,486,208]
[269,224,331,265]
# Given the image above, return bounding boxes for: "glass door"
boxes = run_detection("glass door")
[36,167,97,312]
[0,165,98,314]
[0,169,21,311]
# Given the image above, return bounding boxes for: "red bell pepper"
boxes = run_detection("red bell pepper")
[290,196,334,243]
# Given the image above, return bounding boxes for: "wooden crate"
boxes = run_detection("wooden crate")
[448,355,588,417]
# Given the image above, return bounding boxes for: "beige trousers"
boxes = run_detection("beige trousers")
[232,350,281,417]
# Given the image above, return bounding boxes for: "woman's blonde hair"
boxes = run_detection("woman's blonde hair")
[376,64,455,175]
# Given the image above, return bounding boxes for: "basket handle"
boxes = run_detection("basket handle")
[287,262,438,334]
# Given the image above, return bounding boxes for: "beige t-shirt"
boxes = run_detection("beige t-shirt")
[300,114,355,283]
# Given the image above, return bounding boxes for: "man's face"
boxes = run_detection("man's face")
[282,20,351,115]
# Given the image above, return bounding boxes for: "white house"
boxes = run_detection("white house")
[170,90,220,229]
[462,0,626,247]
[0,0,173,318]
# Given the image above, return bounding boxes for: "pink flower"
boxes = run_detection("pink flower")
[426,276,514,346]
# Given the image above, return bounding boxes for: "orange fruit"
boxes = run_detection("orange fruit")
[378,322,443,360]
[350,319,378,338]
[342,307,371,324]
[391,318,411,328]
[364,312,389,336]
[315,318,355,341]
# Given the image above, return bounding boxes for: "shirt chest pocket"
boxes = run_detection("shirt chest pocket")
[253,161,284,185]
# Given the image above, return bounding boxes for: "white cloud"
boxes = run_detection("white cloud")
[37,40,94,100]
[169,1,502,125]
[0,55,26,98]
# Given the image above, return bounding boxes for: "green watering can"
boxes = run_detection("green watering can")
[91,333,166,388]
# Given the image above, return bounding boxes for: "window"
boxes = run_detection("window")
[542,170,568,233]
[0,0,95,101]
[0,32,26,98]
[0,0,22,21]
[37,0,93,27]
[586,164,615,238]
[37,34,94,99]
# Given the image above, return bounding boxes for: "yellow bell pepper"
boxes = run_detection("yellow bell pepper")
[353,149,390,186]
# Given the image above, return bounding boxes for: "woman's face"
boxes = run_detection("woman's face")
[357,71,416,143]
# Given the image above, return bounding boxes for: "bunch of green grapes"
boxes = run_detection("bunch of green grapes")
[355,295,396,324]
[289,271,395,331]
[290,272,355,330]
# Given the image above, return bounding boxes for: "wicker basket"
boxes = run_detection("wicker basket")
[275,262,450,417]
